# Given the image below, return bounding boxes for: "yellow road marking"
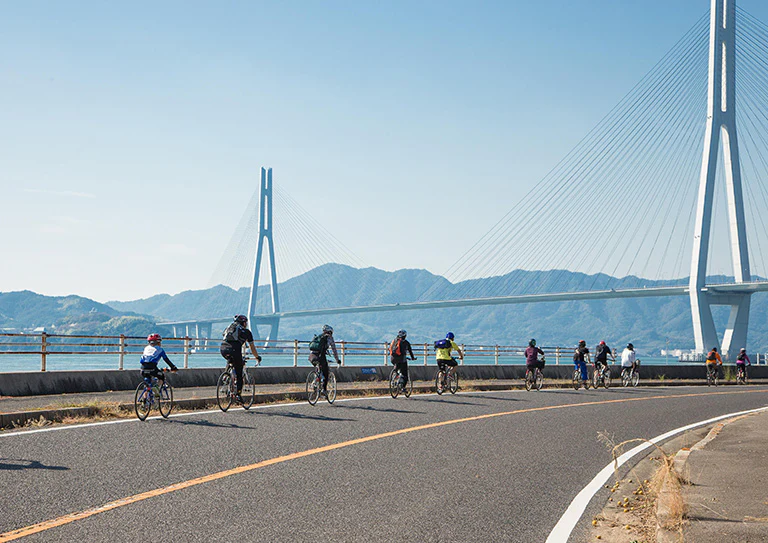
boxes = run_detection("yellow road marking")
[1,388,766,541]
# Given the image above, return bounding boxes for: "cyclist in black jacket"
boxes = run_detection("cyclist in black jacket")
[390,329,416,388]
[220,315,262,403]
[309,324,341,396]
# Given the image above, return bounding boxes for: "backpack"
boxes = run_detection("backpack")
[222,323,238,343]
[309,334,327,353]
[434,338,451,350]
[706,350,717,361]
[737,352,746,361]
[391,338,402,356]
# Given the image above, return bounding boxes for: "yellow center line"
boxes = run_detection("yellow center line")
[1,388,766,542]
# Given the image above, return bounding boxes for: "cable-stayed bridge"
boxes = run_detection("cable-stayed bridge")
[163,0,768,359]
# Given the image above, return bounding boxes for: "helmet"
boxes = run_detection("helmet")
[322,324,334,334]
[599,340,606,345]
[578,339,586,347]
[529,339,536,347]
[740,348,746,352]
[446,332,455,340]
[397,329,407,338]
[711,347,718,352]
[627,343,634,349]
[234,315,248,325]
[147,333,162,343]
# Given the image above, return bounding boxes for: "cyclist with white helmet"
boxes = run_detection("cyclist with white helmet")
[220,315,262,404]
[140,333,178,383]
[736,348,751,380]
[308,324,341,397]
[390,329,416,389]
[436,332,463,374]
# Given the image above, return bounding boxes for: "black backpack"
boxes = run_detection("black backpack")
[309,334,327,353]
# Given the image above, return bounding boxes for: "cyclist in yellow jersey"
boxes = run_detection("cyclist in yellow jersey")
[705,346,722,379]
[436,332,463,372]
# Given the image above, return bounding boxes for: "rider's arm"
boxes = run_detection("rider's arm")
[160,349,178,371]
[247,341,261,362]
[327,335,341,363]
[451,340,463,360]
[716,352,723,364]
[406,341,415,361]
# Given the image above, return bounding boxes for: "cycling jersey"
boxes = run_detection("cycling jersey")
[736,352,751,365]
[436,340,461,361]
[221,323,254,350]
[140,345,172,367]
[525,346,544,365]
[620,348,637,368]
[573,346,589,362]
[706,350,723,364]
[594,344,612,362]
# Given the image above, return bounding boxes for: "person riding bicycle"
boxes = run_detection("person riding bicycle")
[524,339,545,375]
[736,348,751,380]
[594,340,615,379]
[620,343,639,375]
[391,329,416,389]
[220,315,262,404]
[705,347,722,380]
[140,333,178,383]
[308,324,341,396]
[573,340,590,388]
[436,332,463,374]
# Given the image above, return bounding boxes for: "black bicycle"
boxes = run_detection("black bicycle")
[621,362,641,387]
[706,364,720,387]
[389,364,413,398]
[306,365,337,405]
[592,363,612,389]
[524,358,545,391]
[216,359,256,412]
[435,363,459,395]
[736,364,748,385]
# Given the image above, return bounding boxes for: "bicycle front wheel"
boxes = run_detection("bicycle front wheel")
[134,382,152,421]
[404,375,413,398]
[524,370,533,391]
[603,370,611,389]
[389,368,400,399]
[535,369,544,391]
[158,383,173,418]
[631,370,640,387]
[435,370,445,395]
[217,371,233,412]
[326,372,337,404]
[306,370,320,406]
[449,371,459,394]
[241,370,255,410]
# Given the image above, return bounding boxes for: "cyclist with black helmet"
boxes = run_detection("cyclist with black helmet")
[308,324,341,397]
[390,329,416,389]
[594,340,615,379]
[220,315,262,404]
[705,346,722,380]
[436,332,463,375]
[524,339,545,373]
[140,333,178,382]
[573,340,591,388]
[621,343,638,375]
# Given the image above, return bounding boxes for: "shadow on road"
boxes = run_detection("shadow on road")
[254,410,354,422]
[333,404,425,415]
[458,394,521,402]
[417,397,488,406]
[0,458,70,471]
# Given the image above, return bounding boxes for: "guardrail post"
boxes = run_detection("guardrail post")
[555,346,561,365]
[340,340,346,365]
[183,336,190,369]
[41,332,47,372]
[460,344,465,364]
[118,334,125,370]
[293,339,299,367]
[384,342,388,365]
[494,344,499,365]
[423,343,428,366]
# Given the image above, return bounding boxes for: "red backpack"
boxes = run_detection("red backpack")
[391,337,402,356]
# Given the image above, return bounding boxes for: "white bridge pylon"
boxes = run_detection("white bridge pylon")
[690,0,751,359]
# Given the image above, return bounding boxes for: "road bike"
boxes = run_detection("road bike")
[134,369,174,421]
[216,359,257,412]
[736,364,748,385]
[592,363,612,389]
[706,364,720,387]
[524,358,545,391]
[572,366,590,390]
[435,363,459,395]
[389,363,413,398]
[621,363,640,387]
[306,364,337,405]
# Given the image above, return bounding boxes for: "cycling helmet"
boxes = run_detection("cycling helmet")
[578,339,586,347]
[711,347,718,352]
[397,329,407,338]
[627,343,634,349]
[529,339,536,347]
[147,333,162,343]
[234,314,248,325]
[446,332,455,340]
[599,340,606,345]
[740,348,746,352]
[322,324,334,334]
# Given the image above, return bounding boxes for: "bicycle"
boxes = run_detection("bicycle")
[621,362,640,387]
[134,369,174,421]
[524,358,545,391]
[306,364,337,405]
[572,367,590,390]
[592,363,612,389]
[389,364,413,399]
[736,365,748,385]
[706,364,720,387]
[216,358,257,412]
[435,363,459,395]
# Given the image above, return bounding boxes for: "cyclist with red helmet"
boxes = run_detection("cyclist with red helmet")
[573,340,590,388]
[140,333,178,384]
[220,315,262,404]
[594,340,615,379]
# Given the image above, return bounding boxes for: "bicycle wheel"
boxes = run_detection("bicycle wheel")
[404,375,413,398]
[389,368,400,399]
[158,382,173,418]
[435,370,445,395]
[134,382,152,421]
[306,370,320,406]
[592,370,600,389]
[449,371,459,394]
[326,372,337,404]
[524,369,533,391]
[216,371,233,412]
[535,369,544,391]
[572,370,580,390]
[241,370,255,410]
[714,371,719,387]
[631,370,640,387]
[621,368,630,387]
[603,370,611,389]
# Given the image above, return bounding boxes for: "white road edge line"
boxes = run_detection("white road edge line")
[545,404,768,543]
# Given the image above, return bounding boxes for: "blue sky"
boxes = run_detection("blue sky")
[2,0,767,302]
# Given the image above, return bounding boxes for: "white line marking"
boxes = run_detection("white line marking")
[545,405,768,543]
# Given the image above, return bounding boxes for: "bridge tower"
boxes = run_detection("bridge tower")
[246,167,280,344]
[690,0,751,359]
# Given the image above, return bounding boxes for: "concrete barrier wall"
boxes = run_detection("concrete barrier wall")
[1,364,766,397]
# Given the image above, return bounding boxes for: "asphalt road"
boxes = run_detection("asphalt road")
[2,385,767,543]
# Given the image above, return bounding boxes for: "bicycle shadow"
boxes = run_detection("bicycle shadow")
[417,397,487,406]
[456,394,521,402]
[333,403,425,415]
[0,458,70,471]
[164,418,251,430]
[254,410,354,422]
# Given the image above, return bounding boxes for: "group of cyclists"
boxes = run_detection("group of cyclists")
[705,346,752,383]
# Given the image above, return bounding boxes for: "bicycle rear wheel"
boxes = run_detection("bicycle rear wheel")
[158,383,173,418]
[389,368,400,399]
[621,368,630,387]
[592,370,600,389]
[449,371,459,394]
[535,369,544,391]
[241,370,255,410]
[134,382,152,421]
[435,370,445,395]
[326,372,337,404]
[603,370,611,389]
[572,370,580,390]
[306,370,320,406]
[217,371,233,412]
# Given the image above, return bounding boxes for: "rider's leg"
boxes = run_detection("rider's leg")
[319,357,330,392]
[579,361,588,382]
[400,361,409,385]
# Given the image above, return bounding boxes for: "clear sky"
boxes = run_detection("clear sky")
[3,0,768,302]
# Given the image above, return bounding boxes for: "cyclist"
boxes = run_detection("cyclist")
[705,346,722,380]
[736,348,751,380]
[220,315,262,404]
[390,329,416,389]
[309,324,341,397]
[620,343,639,376]
[594,340,615,380]
[140,333,178,383]
[524,338,545,374]
[573,340,590,388]
[436,332,463,375]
